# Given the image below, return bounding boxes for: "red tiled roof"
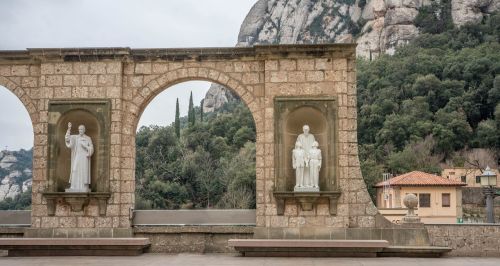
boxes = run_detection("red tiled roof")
[374,171,466,187]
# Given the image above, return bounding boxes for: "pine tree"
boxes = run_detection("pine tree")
[188,91,195,126]
[175,98,180,138]
[200,99,204,122]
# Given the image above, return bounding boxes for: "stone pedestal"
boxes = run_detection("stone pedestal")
[42,192,111,216]
[273,191,341,215]
[293,187,320,192]
[402,193,422,225]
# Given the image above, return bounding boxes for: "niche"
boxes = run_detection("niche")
[284,106,328,190]
[54,110,100,192]
[44,100,111,215]
[273,97,340,215]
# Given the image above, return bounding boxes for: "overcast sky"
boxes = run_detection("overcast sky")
[0,0,256,150]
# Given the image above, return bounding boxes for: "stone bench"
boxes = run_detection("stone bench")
[379,246,452,258]
[0,238,150,256]
[228,239,389,257]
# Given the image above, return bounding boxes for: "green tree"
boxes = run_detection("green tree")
[0,188,32,210]
[387,136,443,175]
[433,109,472,155]
[356,11,500,202]
[188,91,195,126]
[135,99,256,210]
[474,119,499,149]
[414,0,453,34]
[200,99,204,122]
[175,98,180,138]
[233,126,256,148]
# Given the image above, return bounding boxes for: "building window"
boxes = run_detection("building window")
[449,172,455,175]
[461,176,466,183]
[442,193,450,207]
[419,193,430,208]
[476,176,481,183]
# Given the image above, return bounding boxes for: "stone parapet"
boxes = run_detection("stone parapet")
[133,225,253,253]
[0,44,356,64]
[425,224,500,257]
[2,223,500,256]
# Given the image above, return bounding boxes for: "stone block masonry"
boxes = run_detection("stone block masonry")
[0,44,378,237]
[425,224,500,257]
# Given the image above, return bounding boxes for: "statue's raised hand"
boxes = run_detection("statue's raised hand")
[68,122,72,129]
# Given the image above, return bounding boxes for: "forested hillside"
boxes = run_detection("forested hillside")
[135,12,499,208]
[135,99,256,209]
[358,12,500,198]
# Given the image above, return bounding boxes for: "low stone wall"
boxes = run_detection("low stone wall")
[2,222,500,256]
[133,225,253,253]
[426,224,500,257]
[0,227,24,238]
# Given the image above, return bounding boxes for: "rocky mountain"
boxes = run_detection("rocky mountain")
[203,0,499,110]
[202,84,239,113]
[0,149,32,203]
[238,0,500,58]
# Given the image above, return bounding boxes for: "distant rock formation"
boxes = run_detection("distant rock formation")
[452,0,500,27]
[238,0,500,58]
[0,153,18,169]
[0,171,21,201]
[203,0,500,110]
[0,150,33,203]
[202,83,238,113]
[22,178,32,193]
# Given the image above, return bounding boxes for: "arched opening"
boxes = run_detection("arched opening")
[134,81,256,213]
[0,85,33,210]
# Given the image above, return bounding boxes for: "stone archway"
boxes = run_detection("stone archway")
[0,75,37,210]
[0,45,383,241]
[133,67,259,131]
[132,77,258,212]
[127,67,263,217]
[0,76,38,126]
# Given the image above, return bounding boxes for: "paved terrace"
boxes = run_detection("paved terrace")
[0,254,499,266]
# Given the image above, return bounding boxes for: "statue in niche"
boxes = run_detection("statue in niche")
[293,125,320,192]
[308,141,321,190]
[65,122,93,192]
[292,141,307,190]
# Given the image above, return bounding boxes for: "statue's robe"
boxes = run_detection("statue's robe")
[296,133,316,185]
[292,148,306,189]
[297,133,315,154]
[65,134,93,191]
[308,148,322,188]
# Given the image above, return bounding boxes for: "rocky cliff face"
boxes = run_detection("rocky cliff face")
[0,150,32,202]
[202,84,239,113]
[452,0,500,27]
[0,171,21,201]
[237,0,362,46]
[238,0,500,58]
[203,0,499,110]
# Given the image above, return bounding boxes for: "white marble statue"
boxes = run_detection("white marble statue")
[292,141,307,190]
[65,122,93,192]
[297,125,316,155]
[293,125,320,192]
[308,141,321,190]
[297,125,315,185]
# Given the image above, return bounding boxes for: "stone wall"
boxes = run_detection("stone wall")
[0,45,379,238]
[0,227,24,238]
[257,48,377,232]
[462,187,500,223]
[133,226,253,253]
[426,224,500,257]
[2,223,500,256]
